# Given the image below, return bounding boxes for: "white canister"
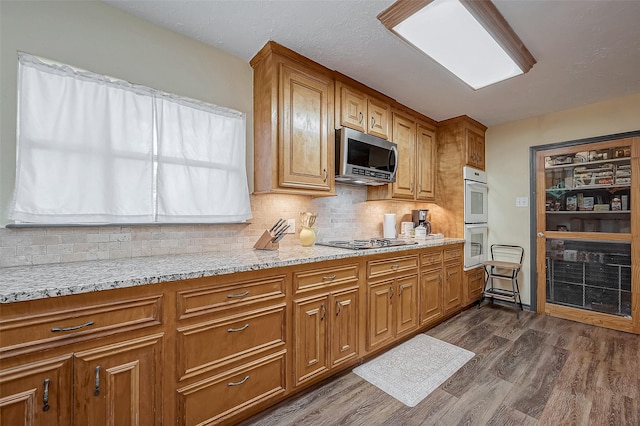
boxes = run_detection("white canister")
[383,213,397,239]
[414,224,427,239]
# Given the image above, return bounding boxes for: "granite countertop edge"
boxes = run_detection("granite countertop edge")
[0,238,465,304]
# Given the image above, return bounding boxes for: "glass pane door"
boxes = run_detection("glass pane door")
[536,136,638,333]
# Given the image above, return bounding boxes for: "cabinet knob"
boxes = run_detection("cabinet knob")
[537,232,545,237]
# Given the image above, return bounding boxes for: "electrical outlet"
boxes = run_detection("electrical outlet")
[516,197,529,207]
[286,218,295,233]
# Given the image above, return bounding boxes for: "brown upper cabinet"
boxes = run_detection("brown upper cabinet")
[335,80,390,140]
[438,115,487,172]
[368,110,437,202]
[251,42,335,196]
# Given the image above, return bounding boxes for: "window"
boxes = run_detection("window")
[10,53,251,224]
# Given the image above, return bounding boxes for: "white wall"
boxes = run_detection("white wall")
[486,92,640,306]
[0,0,254,227]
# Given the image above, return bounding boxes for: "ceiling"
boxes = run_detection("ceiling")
[103,0,640,127]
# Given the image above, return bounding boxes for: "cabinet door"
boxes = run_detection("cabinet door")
[416,123,436,201]
[293,295,329,386]
[280,63,333,191]
[367,280,394,350]
[443,263,463,314]
[338,84,366,133]
[395,275,419,337]
[466,128,485,170]
[0,355,72,426]
[421,269,443,326]
[74,334,163,426]
[367,97,390,140]
[466,267,485,304]
[329,288,358,368]
[391,112,416,199]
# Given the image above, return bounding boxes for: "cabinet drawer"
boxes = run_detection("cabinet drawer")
[367,255,418,280]
[293,264,358,294]
[421,251,443,268]
[444,247,463,262]
[0,295,162,355]
[177,351,286,425]
[177,305,286,380]
[177,275,286,319]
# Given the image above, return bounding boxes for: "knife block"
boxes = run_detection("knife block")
[253,229,279,250]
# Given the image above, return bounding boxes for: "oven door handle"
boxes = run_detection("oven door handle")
[465,224,488,229]
[465,181,488,190]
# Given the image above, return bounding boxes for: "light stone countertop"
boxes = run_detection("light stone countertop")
[0,238,464,303]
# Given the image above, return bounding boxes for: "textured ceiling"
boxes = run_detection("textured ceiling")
[103,0,640,127]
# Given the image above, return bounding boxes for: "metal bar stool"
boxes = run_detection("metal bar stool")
[477,244,524,318]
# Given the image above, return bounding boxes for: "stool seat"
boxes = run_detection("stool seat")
[482,260,521,270]
[478,244,524,318]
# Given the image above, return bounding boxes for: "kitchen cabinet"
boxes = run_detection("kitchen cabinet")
[174,273,287,425]
[466,127,485,170]
[536,135,639,333]
[435,115,487,239]
[335,80,390,140]
[443,247,463,314]
[1,242,471,426]
[420,250,444,326]
[366,255,419,351]
[291,262,359,387]
[367,111,437,202]
[463,266,485,307]
[251,41,335,196]
[0,355,72,425]
[0,290,164,426]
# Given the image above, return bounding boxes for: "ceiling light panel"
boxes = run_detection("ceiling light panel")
[379,0,536,90]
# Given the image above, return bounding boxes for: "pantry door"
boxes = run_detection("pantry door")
[535,136,639,334]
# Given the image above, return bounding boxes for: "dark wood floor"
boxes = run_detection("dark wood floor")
[241,304,640,425]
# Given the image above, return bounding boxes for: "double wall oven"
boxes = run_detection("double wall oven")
[463,166,488,270]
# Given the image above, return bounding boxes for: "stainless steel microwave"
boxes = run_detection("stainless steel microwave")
[335,127,397,186]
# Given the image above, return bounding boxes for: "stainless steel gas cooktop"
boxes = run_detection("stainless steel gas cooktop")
[317,238,417,250]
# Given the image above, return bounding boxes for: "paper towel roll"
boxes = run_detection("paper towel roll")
[383,213,396,239]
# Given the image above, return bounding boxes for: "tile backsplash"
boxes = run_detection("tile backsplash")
[0,185,433,268]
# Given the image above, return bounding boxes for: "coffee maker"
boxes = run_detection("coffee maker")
[411,209,431,234]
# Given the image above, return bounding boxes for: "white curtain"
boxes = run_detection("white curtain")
[11,54,155,223]
[10,53,252,225]
[155,95,251,223]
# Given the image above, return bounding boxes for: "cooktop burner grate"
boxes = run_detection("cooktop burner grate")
[317,238,417,250]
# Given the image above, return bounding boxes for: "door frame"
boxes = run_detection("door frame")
[528,129,640,313]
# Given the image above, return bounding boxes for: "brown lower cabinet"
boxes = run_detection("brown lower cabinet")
[0,243,463,425]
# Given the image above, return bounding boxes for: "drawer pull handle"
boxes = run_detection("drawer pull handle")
[227,375,250,387]
[358,111,364,124]
[227,324,249,333]
[51,321,94,332]
[336,300,342,316]
[389,285,395,299]
[43,378,50,412]
[391,264,400,269]
[322,274,337,280]
[320,303,327,321]
[399,285,404,297]
[94,366,101,396]
[227,291,250,299]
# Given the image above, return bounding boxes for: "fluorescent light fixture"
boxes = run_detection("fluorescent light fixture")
[378,0,536,90]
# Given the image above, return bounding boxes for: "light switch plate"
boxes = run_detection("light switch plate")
[516,197,529,207]
[286,218,295,233]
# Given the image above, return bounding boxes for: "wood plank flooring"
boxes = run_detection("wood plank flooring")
[241,304,640,425]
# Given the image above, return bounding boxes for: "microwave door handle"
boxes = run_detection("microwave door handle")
[388,146,398,176]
